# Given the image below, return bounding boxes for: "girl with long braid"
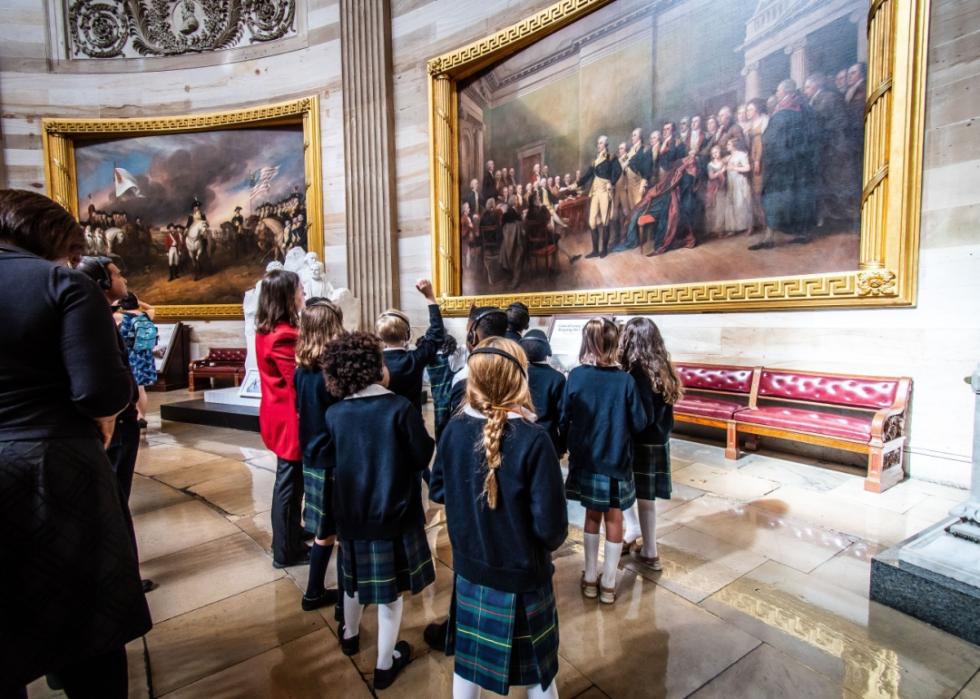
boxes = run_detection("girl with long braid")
[430,337,568,698]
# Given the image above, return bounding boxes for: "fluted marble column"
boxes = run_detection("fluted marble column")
[340,0,398,323]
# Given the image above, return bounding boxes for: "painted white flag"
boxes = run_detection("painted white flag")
[113,167,144,198]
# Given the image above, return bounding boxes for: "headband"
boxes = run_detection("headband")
[378,309,410,326]
[468,347,526,377]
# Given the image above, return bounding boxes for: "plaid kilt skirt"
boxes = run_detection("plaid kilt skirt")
[339,526,435,605]
[302,466,336,539]
[565,467,636,512]
[633,442,672,501]
[446,575,559,695]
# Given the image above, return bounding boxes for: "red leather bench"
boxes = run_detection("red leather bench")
[674,363,759,460]
[188,347,247,392]
[674,363,912,493]
[735,369,911,493]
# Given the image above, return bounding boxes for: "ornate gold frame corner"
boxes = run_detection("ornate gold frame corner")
[41,95,324,320]
[427,0,928,315]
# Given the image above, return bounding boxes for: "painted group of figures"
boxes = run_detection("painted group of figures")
[83,192,308,282]
[461,64,866,286]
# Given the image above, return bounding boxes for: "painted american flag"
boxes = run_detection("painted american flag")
[249,166,279,200]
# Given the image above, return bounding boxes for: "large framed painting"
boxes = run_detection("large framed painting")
[428,0,928,314]
[42,96,323,319]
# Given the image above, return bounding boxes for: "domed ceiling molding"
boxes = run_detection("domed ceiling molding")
[67,0,297,59]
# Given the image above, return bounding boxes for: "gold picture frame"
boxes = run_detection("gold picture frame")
[42,95,324,320]
[427,0,928,315]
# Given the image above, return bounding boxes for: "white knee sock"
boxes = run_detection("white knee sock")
[638,499,658,558]
[601,540,622,589]
[623,502,642,543]
[376,596,404,670]
[527,679,560,699]
[583,532,600,583]
[343,591,363,639]
[453,673,482,699]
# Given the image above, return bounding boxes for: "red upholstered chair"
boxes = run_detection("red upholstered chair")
[674,363,759,459]
[188,348,247,392]
[735,370,912,492]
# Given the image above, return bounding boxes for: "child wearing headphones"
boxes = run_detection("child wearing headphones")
[321,331,435,691]
[430,337,567,699]
[519,329,566,456]
[560,318,647,604]
[377,279,445,413]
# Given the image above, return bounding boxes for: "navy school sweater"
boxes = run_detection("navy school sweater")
[630,365,675,445]
[429,410,568,592]
[559,364,648,481]
[294,366,339,470]
[383,304,446,412]
[324,386,435,540]
[527,362,566,455]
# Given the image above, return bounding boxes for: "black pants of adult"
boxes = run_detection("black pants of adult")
[272,457,306,565]
[3,633,129,699]
[107,409,141,551]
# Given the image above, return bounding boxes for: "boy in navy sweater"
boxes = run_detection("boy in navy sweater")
[321,331,435,691]
[560,318,647,604]
[447,305,509,415]
[378,279,445,413]
[520,329,566,456]
[430,337,567,698]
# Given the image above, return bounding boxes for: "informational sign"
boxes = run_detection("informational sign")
[153,323,177,372]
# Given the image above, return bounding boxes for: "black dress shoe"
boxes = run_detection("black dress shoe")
[338,623,360,656]
[141,579,158,593]
[423,620,449,653]
[301,588,339,611]
[137,418,148,429]
[373,641,412,690]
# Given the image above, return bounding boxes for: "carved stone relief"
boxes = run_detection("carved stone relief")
[67,0,297,59]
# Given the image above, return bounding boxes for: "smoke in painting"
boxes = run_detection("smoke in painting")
[456,0,868,296]
[74,126,307,306]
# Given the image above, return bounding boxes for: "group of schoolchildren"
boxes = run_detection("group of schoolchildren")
[252,268,682,696]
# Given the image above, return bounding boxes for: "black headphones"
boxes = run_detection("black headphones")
[467,308,507,348]
[468,346,527,377]
[80,255,113,290]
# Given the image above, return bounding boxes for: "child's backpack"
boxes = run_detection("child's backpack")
[131,313,158,352]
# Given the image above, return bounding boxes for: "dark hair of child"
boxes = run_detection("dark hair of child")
[321,331,384,398]
[619,317,683,405]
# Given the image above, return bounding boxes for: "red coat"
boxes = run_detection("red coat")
[255,322,302,461]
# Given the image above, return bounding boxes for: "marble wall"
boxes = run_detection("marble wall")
[1,0,978,486]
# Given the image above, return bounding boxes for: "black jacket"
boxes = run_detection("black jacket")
[448,368,468,415]
[560,365,648,480]
[294,365,339,469]
[527,362,566,455]
[430,412,567,592]
[629,366,675,445]
[383,304,445,412]
[325,388,434,540]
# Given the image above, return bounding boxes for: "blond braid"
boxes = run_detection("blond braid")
[476,397,507,509]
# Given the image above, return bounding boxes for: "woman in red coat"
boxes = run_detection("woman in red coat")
[255,269,308,567]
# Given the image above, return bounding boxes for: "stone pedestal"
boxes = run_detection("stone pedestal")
[871,364,980,643]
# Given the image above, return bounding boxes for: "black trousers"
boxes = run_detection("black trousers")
[271,457,306,564]
[106,410,141,553]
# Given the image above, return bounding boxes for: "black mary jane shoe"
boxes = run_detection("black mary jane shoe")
[373,641,413,690]
[423,620,448,653]
[338,623,360,656]
[301,588,339,611]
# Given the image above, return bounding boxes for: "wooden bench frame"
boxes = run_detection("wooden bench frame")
[188,348,247,392]
[675,364,912,493]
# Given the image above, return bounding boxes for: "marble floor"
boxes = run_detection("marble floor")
[27,390,980,698]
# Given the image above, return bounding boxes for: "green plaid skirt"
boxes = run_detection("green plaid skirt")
[302,466,335,539]
[339,526,435,605]
[447,575,559,695]
[565,468,636,512]
[633,442,672,501]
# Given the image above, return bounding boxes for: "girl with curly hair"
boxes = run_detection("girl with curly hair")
[429,337,567,698]
[619,318,682,571]
[293,299,345,612]
[560,318,647,605]
[321,331,435,691]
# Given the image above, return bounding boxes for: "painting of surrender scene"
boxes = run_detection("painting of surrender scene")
[456,0,868,295]
[74,126,307,305]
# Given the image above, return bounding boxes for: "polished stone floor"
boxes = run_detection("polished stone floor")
[27,390,980,698]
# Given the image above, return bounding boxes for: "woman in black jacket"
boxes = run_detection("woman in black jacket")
[620,318,682,571]
[321,331,435,691]
[430,337,567,698]
[0,190,151,698]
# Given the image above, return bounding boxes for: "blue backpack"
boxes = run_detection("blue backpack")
[130,314,158,352]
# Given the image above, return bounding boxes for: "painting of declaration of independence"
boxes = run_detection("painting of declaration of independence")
[74,126,308,305]
[456,0,868,296]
